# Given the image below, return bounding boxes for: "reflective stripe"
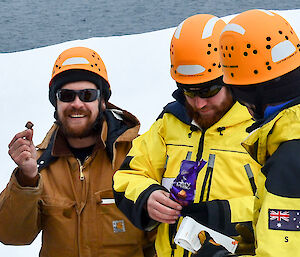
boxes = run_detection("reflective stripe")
[174,20,185,39]
[62,57,89,65]
[177,64,205,75]
[272,40,296,63]
[202,17,219,39]
[101,199,115,204]
[221,24,245,36]
[257,9,275,16]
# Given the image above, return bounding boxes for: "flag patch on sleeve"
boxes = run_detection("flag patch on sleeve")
[269,209,300,231]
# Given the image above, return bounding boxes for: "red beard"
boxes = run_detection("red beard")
[185,94,234,130]
[58,107,98,139]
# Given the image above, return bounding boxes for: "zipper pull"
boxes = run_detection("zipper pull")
[79,165,84,181]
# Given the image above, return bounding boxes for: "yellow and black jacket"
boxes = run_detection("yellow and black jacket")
[113,91,261,257]
[240,98,300,257]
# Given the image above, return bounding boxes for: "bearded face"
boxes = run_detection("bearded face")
[56,81,100,139]
[185,87,234,130]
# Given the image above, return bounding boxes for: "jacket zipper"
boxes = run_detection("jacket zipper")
[77,159,85,181]
[196,130,205,161]
[79,165,84,181]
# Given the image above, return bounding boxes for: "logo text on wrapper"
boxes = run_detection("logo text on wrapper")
[175,179,191,190]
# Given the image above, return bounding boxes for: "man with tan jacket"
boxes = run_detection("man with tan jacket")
[0,46,155,257]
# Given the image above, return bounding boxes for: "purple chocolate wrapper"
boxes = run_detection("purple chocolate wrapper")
[170,159,207,206]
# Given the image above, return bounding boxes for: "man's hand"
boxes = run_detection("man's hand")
[8,129,38,180]
[146,190,182,224]
[191,231,235,257]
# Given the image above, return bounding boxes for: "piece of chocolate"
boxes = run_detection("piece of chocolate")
[25,121,34,129]
[177,190,187,199]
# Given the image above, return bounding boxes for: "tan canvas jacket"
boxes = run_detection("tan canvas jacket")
[0,105,155,257]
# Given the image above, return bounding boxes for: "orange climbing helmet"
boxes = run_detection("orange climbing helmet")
[219,9,300,85]
[170,14,226,85]
[49,46,111,106]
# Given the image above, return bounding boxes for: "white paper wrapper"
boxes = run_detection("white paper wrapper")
[174,216,238,254]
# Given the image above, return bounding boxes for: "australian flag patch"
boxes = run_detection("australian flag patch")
[269,209,300,231]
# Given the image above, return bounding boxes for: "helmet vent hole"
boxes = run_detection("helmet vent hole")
[221,45,223,50]
[267,66,272,70]
[253,50,258,54]
[297,44,300,48]
[266,62,270,65]
[279,30,283,34]
[266,45,271,49]
[207,51,211,55]
[175,70,177,74]
[213,63,216,66]
[231,73,234,77]
[218,63,221,68]
[243,52,248,56]
[231,46,234,51]
[91,65,94,67]
[266,37,271,41]
[229,54,231,58]
[92,55,95,58]
[254,70,258,74]
[56,65,59,68]
[208,69,212,72]
[95,63,98,66]
[214,48,217,52]
[285,36,289,40]
[223,53,225,57]
[208,43,212,47]
[98,68,101,71]
[247,44,251,48]
[171,65,174,68]
[226,46,228,50]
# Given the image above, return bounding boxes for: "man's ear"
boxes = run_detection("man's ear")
[101,99,106,110]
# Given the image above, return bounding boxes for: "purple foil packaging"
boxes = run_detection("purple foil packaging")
[170,159,207,206]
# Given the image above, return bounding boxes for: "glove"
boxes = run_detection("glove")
[181,202,208,225]
[191,231,236,257]
[233,223,255,255]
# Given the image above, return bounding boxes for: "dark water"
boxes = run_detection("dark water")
[0,0,299,53]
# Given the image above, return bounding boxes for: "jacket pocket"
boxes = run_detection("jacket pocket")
[40,199,76,255]
[95,189,144,247]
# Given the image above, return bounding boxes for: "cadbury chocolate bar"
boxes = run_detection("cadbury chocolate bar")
[170,159,206,206]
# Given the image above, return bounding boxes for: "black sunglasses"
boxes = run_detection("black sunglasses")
[183,84,223,98]
[56,89,100,103]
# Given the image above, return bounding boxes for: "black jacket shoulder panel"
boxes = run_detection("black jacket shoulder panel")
[37,132,58,172]
[157,89,192,126]
[263,139,300,198]
[103,109,134,161]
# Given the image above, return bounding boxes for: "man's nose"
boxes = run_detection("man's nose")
[193,96,207,109]
[70,95,84,107]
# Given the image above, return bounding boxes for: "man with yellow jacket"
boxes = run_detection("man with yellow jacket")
[113,14,261,257]
[191,9,300,257]
[0,47,155,257]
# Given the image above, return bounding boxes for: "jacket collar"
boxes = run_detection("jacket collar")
[37,102,140,162]
[158,88,252,130]
[242,100,300,165]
